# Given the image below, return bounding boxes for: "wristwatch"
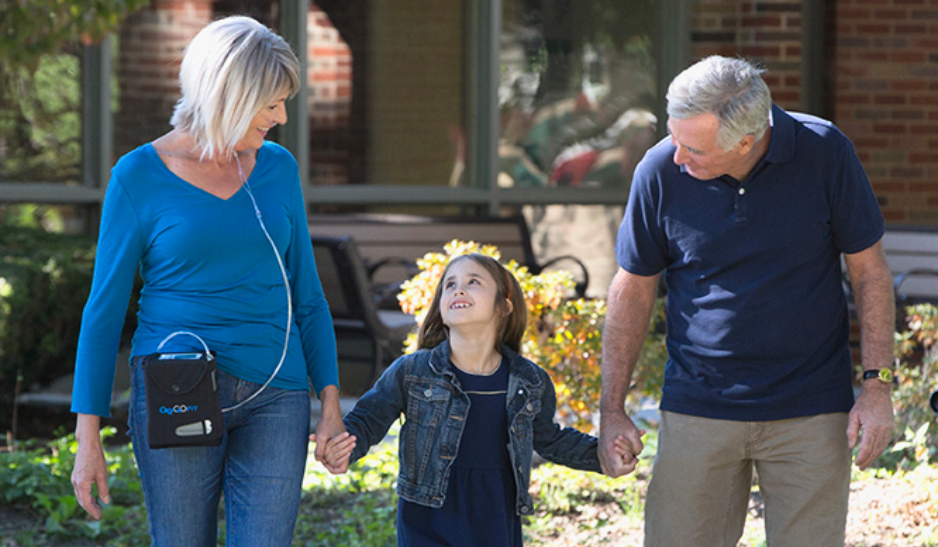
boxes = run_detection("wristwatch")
[862,368,897,385]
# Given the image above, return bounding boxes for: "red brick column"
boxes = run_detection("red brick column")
[115,0,212,157]
[832,0,938,225]
[308,4,353,187]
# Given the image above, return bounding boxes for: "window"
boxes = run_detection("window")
[500,0,661,295]
[307,0,468,194]
[499,0,659,192]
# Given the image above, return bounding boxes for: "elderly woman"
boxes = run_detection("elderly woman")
[70,16,344,546]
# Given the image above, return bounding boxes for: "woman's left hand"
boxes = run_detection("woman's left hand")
[312,385,346,466]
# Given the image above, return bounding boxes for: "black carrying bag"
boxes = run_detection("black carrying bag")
[142,349,224,449]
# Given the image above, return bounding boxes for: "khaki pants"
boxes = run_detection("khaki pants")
[644,411,850,547]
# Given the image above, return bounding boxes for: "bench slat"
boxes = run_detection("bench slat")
[882,231,938,253]
[309,213,590,297]
[881,226,938,301]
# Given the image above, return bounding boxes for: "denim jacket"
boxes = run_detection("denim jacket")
[344,340,601,515]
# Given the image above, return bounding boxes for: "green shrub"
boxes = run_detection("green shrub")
[0,225,139,395]
[0,225,95,391]
[1,53,81,184]
[298,439,399,546]
[0,428,149,545]
[882,303,938,470]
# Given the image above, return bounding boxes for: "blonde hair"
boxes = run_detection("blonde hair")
[170,16,300,159]
[417,254,527,353]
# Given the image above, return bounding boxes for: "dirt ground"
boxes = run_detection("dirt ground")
[528,465,938,547]
[2,462,936,546]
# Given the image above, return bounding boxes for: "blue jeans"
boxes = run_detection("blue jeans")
[128,358,311,547]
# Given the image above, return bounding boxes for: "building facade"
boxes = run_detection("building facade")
[1,0,935,294]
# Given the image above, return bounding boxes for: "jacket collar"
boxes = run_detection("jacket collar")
[427,339,542,388]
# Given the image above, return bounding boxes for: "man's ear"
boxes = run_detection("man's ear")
[735,133,756,155]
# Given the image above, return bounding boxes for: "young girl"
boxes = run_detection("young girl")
[314,253,633,546]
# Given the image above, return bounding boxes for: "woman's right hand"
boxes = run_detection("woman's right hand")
[310,431,356,474]
[71,414,111,520]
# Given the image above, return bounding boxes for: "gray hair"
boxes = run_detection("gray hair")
[666,56,771,151]
[170,16,300,159]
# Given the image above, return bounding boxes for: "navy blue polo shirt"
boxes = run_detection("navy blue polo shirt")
[616,105,884,421]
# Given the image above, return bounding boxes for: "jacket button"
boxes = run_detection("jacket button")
[424,388,433,397]
[526,403,533,411]
[520,506,531,515]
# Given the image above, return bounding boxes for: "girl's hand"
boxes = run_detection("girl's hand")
[601,432,646,478]
[309,431,357,474]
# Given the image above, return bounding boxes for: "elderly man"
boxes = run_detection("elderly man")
[600,56,895,547]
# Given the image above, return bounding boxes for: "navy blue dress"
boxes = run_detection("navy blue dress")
[397,358,523,546]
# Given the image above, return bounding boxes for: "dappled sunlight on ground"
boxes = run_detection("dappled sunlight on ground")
[526,463,938,547]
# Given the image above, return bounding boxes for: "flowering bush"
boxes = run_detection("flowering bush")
[397,240,666,432]
[885,303,938,469]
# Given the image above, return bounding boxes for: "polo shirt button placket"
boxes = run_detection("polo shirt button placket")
[734,184,749,224]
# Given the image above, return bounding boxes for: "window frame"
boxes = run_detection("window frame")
[3,0,835,222]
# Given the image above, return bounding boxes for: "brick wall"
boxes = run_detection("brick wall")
[115,1,355,186]
[690,1,804,110]
[689,0,938,226]
[308,4,352,187]
[832,0,938,225]
[115,0,211,157]
[112,0,938,224]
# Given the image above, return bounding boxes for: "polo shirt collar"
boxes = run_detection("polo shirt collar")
[763,103,795,164]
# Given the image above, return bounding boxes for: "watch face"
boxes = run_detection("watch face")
[879,369,894,383]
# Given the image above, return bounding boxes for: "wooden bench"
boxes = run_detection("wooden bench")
[845,225,938,355]
[311,235,416,395]
[308,213,591,300]
[882,225,938,309]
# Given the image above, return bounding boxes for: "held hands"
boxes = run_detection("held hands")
[599,411,645,478]
[311,385,350,474]
[600,432,646,477]
[309,431,356,474]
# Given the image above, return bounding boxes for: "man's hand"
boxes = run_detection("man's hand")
[599,410,645,478]
[71,414,110,520]
[598,269,657,478]
[847,383,894,469]
[843,243,895,470]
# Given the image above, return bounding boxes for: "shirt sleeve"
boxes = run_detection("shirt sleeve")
[828,132,885,254]
[71,176,146,417]
[615,152,669,276]
[284,170,339,395]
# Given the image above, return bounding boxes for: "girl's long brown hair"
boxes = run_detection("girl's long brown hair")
[416,254,527,353]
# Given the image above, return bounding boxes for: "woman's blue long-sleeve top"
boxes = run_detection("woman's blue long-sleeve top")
[71,141,338,417]
[343,340,601,516]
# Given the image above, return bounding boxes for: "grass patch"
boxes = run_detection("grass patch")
[0,426,656,546]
